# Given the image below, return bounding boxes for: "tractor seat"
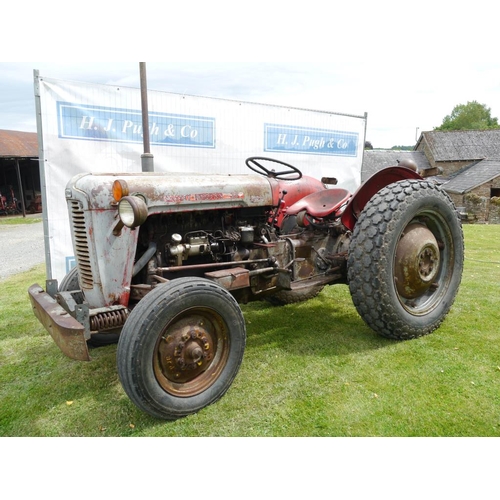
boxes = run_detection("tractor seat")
[286,188,351,218]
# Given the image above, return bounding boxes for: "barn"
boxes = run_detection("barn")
[0,129,40,215]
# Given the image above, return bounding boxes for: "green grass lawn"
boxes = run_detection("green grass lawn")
[0,215,42,225]
[1,224,499,436]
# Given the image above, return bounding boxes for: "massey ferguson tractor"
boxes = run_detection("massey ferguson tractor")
[28,157,464,420]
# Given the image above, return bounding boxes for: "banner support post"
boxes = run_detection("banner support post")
[140,62,154,172]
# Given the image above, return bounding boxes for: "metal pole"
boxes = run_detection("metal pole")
[15,158,26,217]
[140,62,154,172]
[34,69,52,279]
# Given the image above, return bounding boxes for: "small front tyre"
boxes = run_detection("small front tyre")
[117,277,246,420]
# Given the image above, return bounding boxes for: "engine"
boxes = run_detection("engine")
[128,199,352,308]
[136,206,274,272]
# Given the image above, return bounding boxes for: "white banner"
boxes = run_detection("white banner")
[35,74,367,282]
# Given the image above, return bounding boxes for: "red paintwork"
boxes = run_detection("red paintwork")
[269,175,326,225]
[341,166,422,231]
[286,188,351,218]
[270,175,326,206]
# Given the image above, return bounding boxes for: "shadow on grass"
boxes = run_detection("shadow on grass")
[241,284,394,357]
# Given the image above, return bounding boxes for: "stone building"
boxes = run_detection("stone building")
[415,129,500,176]
[416,130,500,222]
[363,130,500,222]
[361,150,433,182]
[440,159,500,222]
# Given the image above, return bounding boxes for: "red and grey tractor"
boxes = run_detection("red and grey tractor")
[29,157,464,419]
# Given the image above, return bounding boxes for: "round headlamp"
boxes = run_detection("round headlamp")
[118,195,148,228]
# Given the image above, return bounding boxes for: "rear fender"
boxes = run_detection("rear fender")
[341,166,422,231]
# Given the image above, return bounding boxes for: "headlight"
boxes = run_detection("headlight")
[118,195,148,228]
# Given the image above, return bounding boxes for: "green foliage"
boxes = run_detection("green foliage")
[465,192,483,205]
[1,225,500,436]
[390,145,414,151]
[435,100,500,131]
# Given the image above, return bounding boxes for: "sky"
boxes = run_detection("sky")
[1,61,499,150]
[1,0,499,150]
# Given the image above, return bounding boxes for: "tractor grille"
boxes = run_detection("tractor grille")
[69,200,94,289]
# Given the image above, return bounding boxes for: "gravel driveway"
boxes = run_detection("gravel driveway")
[0,217,45,281]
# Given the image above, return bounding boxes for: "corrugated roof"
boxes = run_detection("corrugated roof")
[0,129,38,158]
[362,150,431,181]
[419,130,500,162]
[441,159,500,194]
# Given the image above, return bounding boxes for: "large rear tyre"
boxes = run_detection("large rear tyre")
[347,179,463,340]
[117,277,246,420]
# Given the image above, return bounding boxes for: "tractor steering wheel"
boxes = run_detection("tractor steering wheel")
[245,157,302,180]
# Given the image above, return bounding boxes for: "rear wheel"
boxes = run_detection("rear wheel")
[347,179,463,340]
[117,277,246,419]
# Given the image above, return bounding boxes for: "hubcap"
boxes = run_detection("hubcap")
[395,223,440,299]
[153,311,228,397]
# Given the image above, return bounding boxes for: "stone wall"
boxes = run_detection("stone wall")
[438,161,474,176]
[415,140,470,175]
[489,197,500,224]
[445,181,500,223]
[463,192,488,223]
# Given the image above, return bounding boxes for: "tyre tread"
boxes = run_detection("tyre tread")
[347,180,463,340]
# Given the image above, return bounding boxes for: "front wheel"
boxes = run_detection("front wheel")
[117,277,246,420]
[347,179,464,340]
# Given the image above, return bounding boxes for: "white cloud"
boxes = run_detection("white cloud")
[1,61,499,149]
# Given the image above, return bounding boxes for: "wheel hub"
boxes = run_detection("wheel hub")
[395,223,440,299]
[157,320,215,384]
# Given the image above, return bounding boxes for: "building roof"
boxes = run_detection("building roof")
[441,159,500,194]
[416,130,500,162]
[362,150,432,181]
[0,129,38,158]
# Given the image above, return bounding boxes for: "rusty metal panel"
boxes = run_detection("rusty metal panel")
[68,172,275,212]
[204,267,250,290]
[0,130,38,158]
[28,284,90,361]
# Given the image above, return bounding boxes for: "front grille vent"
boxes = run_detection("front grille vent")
[69,200,94,289]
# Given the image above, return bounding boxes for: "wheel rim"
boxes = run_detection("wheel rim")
[153,308,229,397]
[394,213,454,314]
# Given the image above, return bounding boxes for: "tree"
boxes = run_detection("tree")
[435,101,499,131]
